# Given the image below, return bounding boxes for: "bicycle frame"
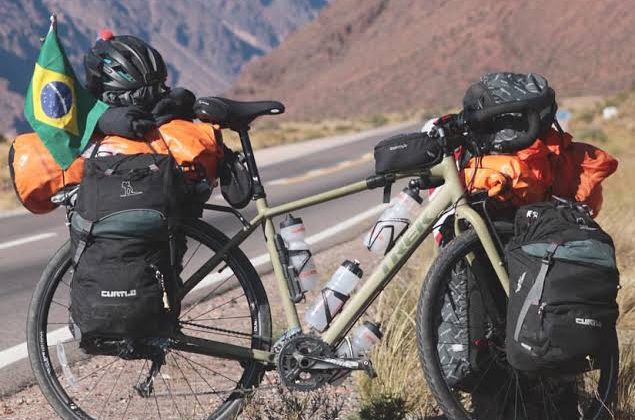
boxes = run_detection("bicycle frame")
[176,133,510,365]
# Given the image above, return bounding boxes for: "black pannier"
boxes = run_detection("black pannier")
[462,72,557,153]
[374,132,441,174]
[505,199,619,372]
[69,151,184,345]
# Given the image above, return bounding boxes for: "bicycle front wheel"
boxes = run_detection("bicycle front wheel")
[416,225,619,420]
[27,218,272,420]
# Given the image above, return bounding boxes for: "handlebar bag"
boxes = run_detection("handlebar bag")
[505,199,619,373]
[463,72,557,153]
[374,132,442,174]
[69,152,185,353]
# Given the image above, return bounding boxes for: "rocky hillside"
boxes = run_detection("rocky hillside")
[0,0,328,134]
[231,0,635,120]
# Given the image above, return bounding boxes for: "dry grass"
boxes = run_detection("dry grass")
[355,242,441,419]
[616,340,635,419]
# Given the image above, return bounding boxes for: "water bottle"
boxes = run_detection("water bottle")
[363,184,423,255]
[336,321,383,358]
[304,260,363,332]
[279,214,320,292]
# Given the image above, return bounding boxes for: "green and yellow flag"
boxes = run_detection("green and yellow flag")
[24,15,108,169]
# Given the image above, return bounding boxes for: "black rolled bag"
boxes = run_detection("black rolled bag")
[374,132,442,175]
[69,151,185,348]
[505,199,620,373]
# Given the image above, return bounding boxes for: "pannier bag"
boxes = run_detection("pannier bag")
[374,132,441,174]
[505,199,619,372]
[8,132,84,214]
[437,259,493,390]
[463,72,557,153]
[70,150,184,343]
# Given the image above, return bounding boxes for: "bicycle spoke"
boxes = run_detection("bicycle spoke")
[170,353,204,418]
[97,359,126,420]
[182,241,203,271]
[174,351,240,385]
[51,299,69,309]
[173,351,225,404]
[187,292,246,322]
[157,364,183,419]
[153,387,162,420]
[122,360,148,420]
[180,273,238,320]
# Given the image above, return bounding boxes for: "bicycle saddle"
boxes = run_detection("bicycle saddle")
[194,96,285,131]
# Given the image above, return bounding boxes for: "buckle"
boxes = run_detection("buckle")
[541,242,559,264]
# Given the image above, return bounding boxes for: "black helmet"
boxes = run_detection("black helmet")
[84,34,168,107]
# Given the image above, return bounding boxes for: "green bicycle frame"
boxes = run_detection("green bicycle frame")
[177,154,509,364]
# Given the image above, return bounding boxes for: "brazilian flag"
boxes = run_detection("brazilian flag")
[24,18,108,169]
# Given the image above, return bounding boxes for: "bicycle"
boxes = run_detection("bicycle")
[27,97,619,419]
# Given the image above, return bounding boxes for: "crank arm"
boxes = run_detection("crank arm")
[300,355,377,377]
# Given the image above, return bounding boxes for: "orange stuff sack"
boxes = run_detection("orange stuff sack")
[551,140,618,215]
[88,120,223,182]
[462,128,618,215]
[8,132,84,214]
[463,155,551,207]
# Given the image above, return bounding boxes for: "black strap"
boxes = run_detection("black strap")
[72,215,94,265]
[383,182,393,203]
[89,140,101,158]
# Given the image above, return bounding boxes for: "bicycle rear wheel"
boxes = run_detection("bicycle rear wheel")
[416,225,619,420]
[27,219,272,420]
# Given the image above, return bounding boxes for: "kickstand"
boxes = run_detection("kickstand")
[135,356,164,398]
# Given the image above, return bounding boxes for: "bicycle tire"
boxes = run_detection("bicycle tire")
[416,224,619,420]
[27,218,272,420]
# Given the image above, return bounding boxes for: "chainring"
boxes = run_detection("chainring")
[277,334,336,392]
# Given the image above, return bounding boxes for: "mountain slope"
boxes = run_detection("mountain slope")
[231,0,635,120]
[0,0,328,134]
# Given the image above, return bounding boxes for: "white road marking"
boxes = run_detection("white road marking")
[0,327,73,371]
[0,232,58,251]
[0,204,385,370]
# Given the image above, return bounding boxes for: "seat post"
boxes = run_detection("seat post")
[238,129,266,199]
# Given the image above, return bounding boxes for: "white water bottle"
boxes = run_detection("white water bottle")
[336,321,383,358]
[363,185,424,255]
[280,214,320,292]
[304,260,363,332]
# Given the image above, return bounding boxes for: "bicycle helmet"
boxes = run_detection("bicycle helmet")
[84,33,168,107]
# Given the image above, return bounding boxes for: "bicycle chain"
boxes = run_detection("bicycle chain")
[178,320,253,338]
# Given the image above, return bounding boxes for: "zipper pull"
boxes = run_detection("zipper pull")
[152,265,171,311]
[537,302,547,318]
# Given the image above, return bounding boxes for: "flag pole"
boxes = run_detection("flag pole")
[49,13,57,32]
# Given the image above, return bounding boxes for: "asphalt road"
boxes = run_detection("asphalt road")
[0,121,419,396]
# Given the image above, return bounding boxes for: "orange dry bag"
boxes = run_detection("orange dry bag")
[8,133,84,214]
[87,120,223,182]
